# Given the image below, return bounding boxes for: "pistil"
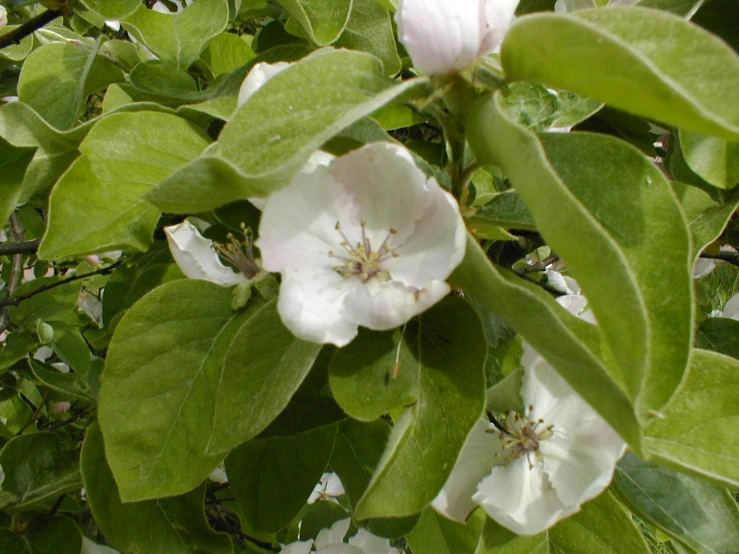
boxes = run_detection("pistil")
[328,220,398,282]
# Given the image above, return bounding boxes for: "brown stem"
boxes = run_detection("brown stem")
[700,250,739,269]
[0,10,63,51]
[0,239,40,256]
[0,215,26,333]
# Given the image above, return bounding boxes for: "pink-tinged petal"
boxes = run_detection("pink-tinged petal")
[343,280,450,331]
[277,271,358,347]
[257,165,354,273]
[432,418,503,521]
[479,0,520,55]
[395,0,486,75]
[692,258,716,279]
[473,458,570,535]
[237,61,291,107]
[164,220,246,287]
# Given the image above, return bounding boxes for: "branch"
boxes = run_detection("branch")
[700,250,739,269]
[514,271,566,297]
[0,215,26,332]
[0,260,122,308]
[0,239,40,256]
[0,10,63,51]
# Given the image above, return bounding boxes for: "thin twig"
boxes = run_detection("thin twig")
[0,239,40,256]
[49,494,66,516]
[0,260,122,308]
[0,215,26,333]
[41,406,95,432]
[513,255,559,275]
[514,272,567,297]
[17,389,49,435]
[0,10,63,51]
[700,250,739,269]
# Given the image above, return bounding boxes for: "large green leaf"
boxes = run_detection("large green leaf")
[468,93,693,422]
[99,280,321,500]
[39,111,209,260]
[614,453,739,554]
[123,0,230,69]
[0,433,82,513]
[501,8,739,139]
[672,182,739,257]
[696,318,739,360]
[0,516,82,554]
[17,42,125,130]
[78,0,141,19]
[145,50,428,212]
[8,276,82,329]
[81,423,233,554]
[279,0,352,45]
[643,349,739,487]
[450,236,641,450]
[478,492,650,553]
[352,297,487,520]
[679,130,739,189]
[0,138,35,227]
[226,423,338,533]
[406,508,484,554]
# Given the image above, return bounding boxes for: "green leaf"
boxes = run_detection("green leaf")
[39,111,209,260]
[501,8,739,139]
[8,276,82,329]
[673,182,739,257]
[128,61,199,102]
[0,516,82,554]
[614,453,739,554]
[0,331,37,373]
[478,492,650,553]
[98,279,248,500]
[226,423,338,533]
[81,422,233,554]
[207,297,323,454]
[370,103,428,130]
[78,0,141,19]
[334,0,401,76]
[406,508,484,554]
[467,191,537,232]
[468,93,693,422]
[498,82,559,132]
[643,349,739,487]
[0,138,35,227]
[200,32,255,78]
[123,0,230,69]
[450,235,641,450]
[0,24,35,62]
[0,432,82,513]
[278,0,352,45]
[18,42,125,130]
[679,130,739,189]
[330,419,420,538]
[696,318,739,360]
[352,297,487,520]
[146,50,428,212]
[49,322,91,373]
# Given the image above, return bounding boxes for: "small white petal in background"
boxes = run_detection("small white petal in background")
[432,294,625,535]
[238,61,291,107]
[257,142,466,347]
[82,537,120,554]
[152,0,184,14]
[0,6,8,29]
[104,20,121,32]
[395,0,520,75]
[0,464,5,490]
[692,257,716,278]
[164,220,247,287]
[282,518,399,554]
[208,465,228,484]
[308,472,345,504]
[53,402,71,415]
[723,292,739,320]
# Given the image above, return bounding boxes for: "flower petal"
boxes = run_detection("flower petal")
[280,541,313,554]
[432,418,503,522]
[396,0,486,75]
[480,0,520,55]
[164,220,247,287]
[237,61,291,107]
[317,546,364,554]
[348,529,399,554]
[343,279,450,332]
[723,292,739,320]
[473,458,569,535]
[315,518,351,548]
[277,270,358,347]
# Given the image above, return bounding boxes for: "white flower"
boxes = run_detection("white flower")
[0,464,4,490]
[432,296,626,535]
[0,6,7,29]
[723,292,739,321]
[308,472,345,504]
[81,537,119,554]
[395,0,520,75]
[238,61,291,107]
[164,219,260,286]
[257,142,466,347]
[692,257,716,279]
[281,518,399,554]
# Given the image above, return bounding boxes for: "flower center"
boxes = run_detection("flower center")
[214,223,261,279]
[489,406,554,468]
[328,220,398,283]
